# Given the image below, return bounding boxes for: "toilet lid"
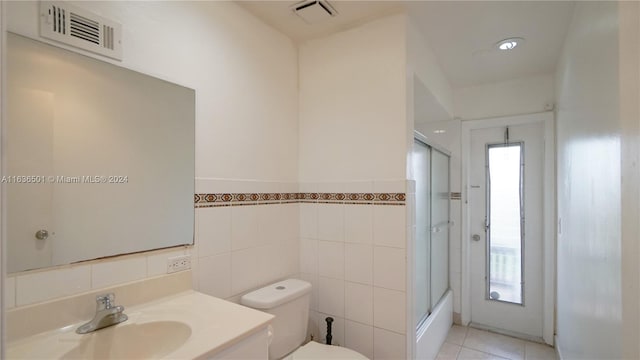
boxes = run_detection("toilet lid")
[285,341,369,359]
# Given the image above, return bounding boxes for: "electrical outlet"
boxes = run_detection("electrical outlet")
[167,255,191,273]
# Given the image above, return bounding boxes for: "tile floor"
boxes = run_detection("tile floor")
[436,325,557,360]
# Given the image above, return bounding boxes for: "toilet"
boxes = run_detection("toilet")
[240,279,369,360]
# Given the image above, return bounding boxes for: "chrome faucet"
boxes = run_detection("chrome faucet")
[76,293,128,334]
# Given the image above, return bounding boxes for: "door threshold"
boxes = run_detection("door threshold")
[469,322,547,344]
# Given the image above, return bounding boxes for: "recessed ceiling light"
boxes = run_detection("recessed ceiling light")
[433,130,446,134]
[496,37,524,51]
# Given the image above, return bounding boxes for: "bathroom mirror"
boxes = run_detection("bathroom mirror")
[5,33,195,273]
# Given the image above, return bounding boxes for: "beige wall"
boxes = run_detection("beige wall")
[407,16,454,119]
[555,2,639,358]
[298,14,407,183]
[8,1,299,182]
[454,74,555,121]
[617,1,639,358]
[5,1,299,309]
[298,14,411,359]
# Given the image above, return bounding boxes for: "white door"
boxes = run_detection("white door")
[469,121,543,338]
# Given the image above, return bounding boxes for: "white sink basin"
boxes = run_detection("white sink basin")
[61,321,191,359]
[7,290,274,359]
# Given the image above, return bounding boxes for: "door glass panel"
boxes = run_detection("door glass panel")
[430,150,449,307]
[412,140,431,326]
[487,143,523,304]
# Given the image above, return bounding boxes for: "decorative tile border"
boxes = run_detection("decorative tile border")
[194,192,406,208]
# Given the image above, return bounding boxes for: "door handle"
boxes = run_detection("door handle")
[472,234,481,242]
[35,229,49,240]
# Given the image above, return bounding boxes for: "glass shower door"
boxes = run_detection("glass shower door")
[430,149,450,306]
[413,137,451,329]
[413,140,431,327]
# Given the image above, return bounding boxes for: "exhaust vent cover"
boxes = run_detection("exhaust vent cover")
[292,0,338,24]
[39,1,122,60]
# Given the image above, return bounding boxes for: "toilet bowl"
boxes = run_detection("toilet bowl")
[283,341,368,359]
[240,279,369,360]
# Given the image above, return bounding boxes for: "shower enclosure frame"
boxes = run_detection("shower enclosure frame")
[410,130,453,359]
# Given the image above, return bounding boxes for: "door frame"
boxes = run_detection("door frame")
[461,112,555,345]
[1,1,6,356]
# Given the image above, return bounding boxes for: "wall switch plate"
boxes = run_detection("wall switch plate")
[167,255,191,273]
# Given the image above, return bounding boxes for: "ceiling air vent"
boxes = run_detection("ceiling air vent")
[292,0,338,24]
[39,1,122,60]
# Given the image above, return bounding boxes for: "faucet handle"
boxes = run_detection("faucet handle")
[96,293,115,310]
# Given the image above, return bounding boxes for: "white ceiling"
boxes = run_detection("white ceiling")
[237,1,575,88]
[407,1,575,88]
[237,1,403,43]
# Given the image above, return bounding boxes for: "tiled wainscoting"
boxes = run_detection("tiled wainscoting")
[192,179,300,301]
[195,179,410,359]
[4,247,193,309]
[297,181,409,360]
[5,178,410,360]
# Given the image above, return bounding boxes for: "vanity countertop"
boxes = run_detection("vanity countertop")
[6,290,274,359]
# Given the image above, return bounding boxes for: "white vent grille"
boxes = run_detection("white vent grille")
[40,1,122,60]
[292,0,338,24]
[50,4,66,34]
[69,12,100,44]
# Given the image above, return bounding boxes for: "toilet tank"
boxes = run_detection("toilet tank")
[240,279,312,360]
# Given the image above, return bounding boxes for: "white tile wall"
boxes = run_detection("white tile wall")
[231,205,260,250]
[7,247,194,308]
[373,246,406,291]
[198,253,232,298]
[280,203,300,240]
[345,320,375,359]
[258,203,282,245]
[92,257,147,290]
[193,181,300,302]
[374,327,406,360]
[451,271,462,313]
[281,236,300,277]
[318,241,345,279]
[317,204,344,241]
[373,206,406,248]
[307,309,320,340]
[316,182,346,194]
[318,276,345,317]
[197,206,232,257]
[300,203,318,239]
[450,200,463,315]
[190,256,199,290]
[231,245,274,295]
[17,265,91,306]
[345,243,373,284]
[373,287,406,334]
[300,239,319,274]
[298,182,319,193]
[345,205,374,244]
[406,193,416,227]
[232,179,275,194]
[345,282,373,325]
[299,183,408,359]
